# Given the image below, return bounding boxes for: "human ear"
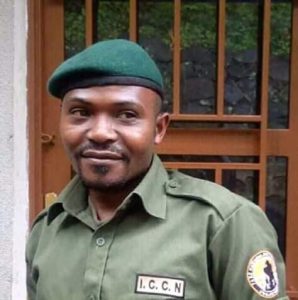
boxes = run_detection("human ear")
[154,112,170,145]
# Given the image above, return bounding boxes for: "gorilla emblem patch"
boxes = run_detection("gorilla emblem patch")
[247,250,279,298]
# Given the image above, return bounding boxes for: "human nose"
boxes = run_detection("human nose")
[86,115,117,143]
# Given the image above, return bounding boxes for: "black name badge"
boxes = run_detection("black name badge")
[135,274,185,298]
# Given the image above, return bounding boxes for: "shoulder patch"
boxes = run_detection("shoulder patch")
[166,170,245,219]
[246,250,279,298]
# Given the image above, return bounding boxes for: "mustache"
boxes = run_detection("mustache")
[75,142,127,159]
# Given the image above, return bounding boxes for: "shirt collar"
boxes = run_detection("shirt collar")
[132,155,168,219]
[47,176,93,227]
[47,155,169,224]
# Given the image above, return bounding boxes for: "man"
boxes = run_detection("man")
[26,39,288,300]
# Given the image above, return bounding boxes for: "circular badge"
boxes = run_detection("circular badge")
[246,250,279,298]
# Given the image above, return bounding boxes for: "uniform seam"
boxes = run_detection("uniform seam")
[208,199,245,249]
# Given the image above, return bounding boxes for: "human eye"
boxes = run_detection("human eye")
[117,111,138,121]
[69,107,89,117]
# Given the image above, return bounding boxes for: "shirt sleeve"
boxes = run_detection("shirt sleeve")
[26,259,36,300]
[26,215,46,300]
[208,201,288,300]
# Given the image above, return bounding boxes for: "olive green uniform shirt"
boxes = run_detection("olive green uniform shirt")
[26,156,288,300]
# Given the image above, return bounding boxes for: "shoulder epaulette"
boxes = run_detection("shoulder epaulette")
[31,208,48,229]
[31,201,65,229]
[165,170,248,220]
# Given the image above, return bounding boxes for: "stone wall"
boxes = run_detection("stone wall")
[142,37,289,129]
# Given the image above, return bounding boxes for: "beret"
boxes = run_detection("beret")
[48,39,164,99]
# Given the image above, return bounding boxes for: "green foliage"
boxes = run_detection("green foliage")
[64,0,292,58]
[64,0,85,58]
[226,3,259,53]
[97,1,129,40]
[271,3,292,56]
[181,2,217,48]
[138,2,173,44]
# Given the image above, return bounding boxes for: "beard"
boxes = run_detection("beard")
[77,161,147,193]
[71,141,152,193]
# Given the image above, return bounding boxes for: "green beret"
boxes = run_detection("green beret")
[48,39,164,99]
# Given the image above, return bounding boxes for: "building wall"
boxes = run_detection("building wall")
[0,1,28,299]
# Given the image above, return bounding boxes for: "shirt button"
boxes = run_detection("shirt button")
[88,295,96,300]
[169,180,178,188]
[96,237,105,247]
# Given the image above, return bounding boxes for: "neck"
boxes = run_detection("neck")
[89,189,128,221]
[88,171,146,221]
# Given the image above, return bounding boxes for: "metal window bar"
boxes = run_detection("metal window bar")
[286,0,298,296]
[163,162,260,170]
[217,0,226,117]
[85,0,97,46]
[163,162,260,188]
[169,0,262,123]
[173,0,181,115]
[258,0,271,210]
[130,0,138,42]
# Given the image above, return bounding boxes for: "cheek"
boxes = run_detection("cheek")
[59,123,83,153]
[121,125,156,154]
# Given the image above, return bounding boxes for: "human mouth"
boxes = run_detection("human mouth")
[81,149,123,161]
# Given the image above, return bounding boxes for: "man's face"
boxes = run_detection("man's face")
[60,85,169,192]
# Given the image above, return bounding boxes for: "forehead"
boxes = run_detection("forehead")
[63,85,158,105]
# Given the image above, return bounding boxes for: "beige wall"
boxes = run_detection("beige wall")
[0,0,28,299]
